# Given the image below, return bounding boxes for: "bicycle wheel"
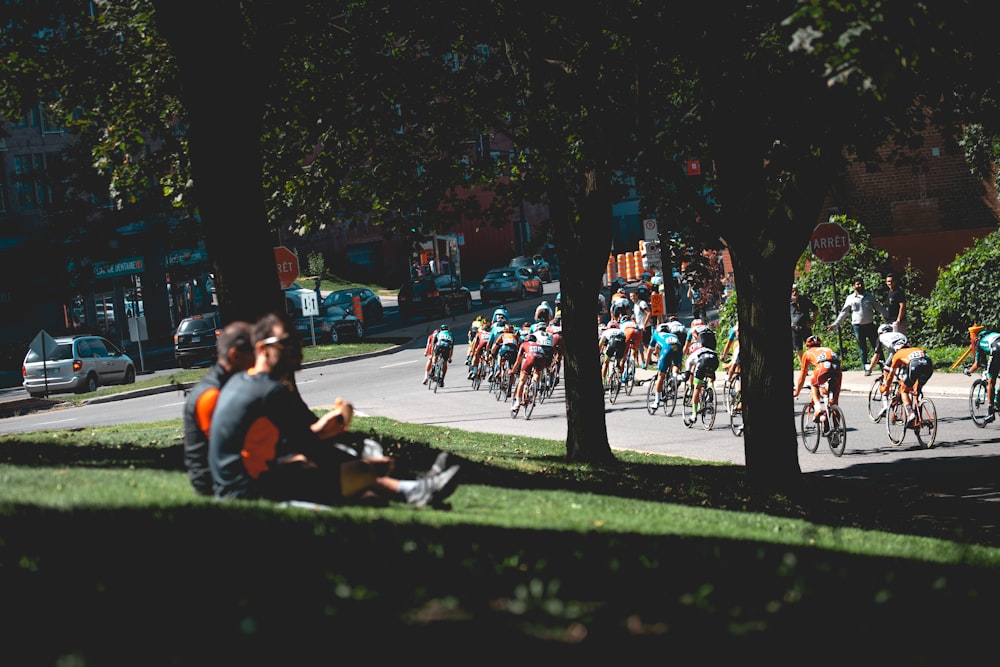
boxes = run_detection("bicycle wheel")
[495,365,508,401]
[432,365,441,393]
[914,397,938,448]
[886,400,907,445]
[524,380,537,419]
[729,386,744,436]
[969,379,989,427]
[645,381,659,415]
[723,377,734,414]
[867,378,885,423]
[608,368,621,404]
[800,403,820,453]
[700,386,716,430]
[470,363,482,391]
[624,357,636,396]
[663,373,678,417]
[682,382,694,428]
[827,405,847,457]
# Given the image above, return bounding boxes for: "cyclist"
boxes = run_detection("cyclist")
[546,317,565,385]
[511,333,547,415]
[868,323,906,374]
[965,328,1000,423]
[883,336,934,424]
[492,306,510,324]
[646,321,684,410]
[534,300,553,325]
[422,323,454,387]
[618,315,643,379]
[598,320,628,387]
[793,335,843,428]
[468,320,493,380]
[609,286,631,322]
[466,316,489,365]
[554,293,562,319]
[490,323,520,381]
[720,323,740,385]
[681,319,719,426]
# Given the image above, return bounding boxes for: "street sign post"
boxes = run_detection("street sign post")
[29,330,59,398]
[274,246,299,290]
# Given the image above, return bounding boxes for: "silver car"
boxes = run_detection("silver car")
[22,335,136,398]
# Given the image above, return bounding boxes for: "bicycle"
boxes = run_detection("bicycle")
[885,382,937,448]
[513,372,539,419]
[866,361,892,423]
[604,356,623,404]
[428,355,445,393]
[798,382,846,456]
[470,355,490,391]
[726,372,744,437]
[645,370,679,416]
[965,364,995,428]
[493,356,513,401]
[682,373,716,430]
[622,355,637,396]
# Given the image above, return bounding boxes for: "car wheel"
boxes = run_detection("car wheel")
[77,373,99,394]
[329,327,340,344]
[443,302,452,317]
[27,391,45,399]
[354,322,364,340]
[178,358,192,369]
[123,366,136,385]
[519,286,526,300]
[464,295,472,313]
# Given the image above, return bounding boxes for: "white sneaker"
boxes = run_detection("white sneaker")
[863,364,871,376]
[651,398,660,410]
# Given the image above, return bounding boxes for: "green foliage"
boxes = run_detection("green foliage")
[306,250,327,279]
[921,229,1000,346]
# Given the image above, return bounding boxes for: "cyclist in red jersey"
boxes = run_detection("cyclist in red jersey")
[511,333,548,415]
[793,335,843,420]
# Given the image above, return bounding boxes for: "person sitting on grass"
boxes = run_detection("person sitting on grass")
[182,320,255,496]
[209,312,459,507]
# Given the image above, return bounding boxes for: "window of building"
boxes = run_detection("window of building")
[13,152,52,209]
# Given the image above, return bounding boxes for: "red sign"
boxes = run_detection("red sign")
[274,246,299,290]
[810,222,851,263]
[685,160,702,176]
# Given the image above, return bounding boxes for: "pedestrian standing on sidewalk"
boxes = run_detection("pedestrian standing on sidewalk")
[885,272,907,334]
[790,284,819,354]
[828,277,891,376]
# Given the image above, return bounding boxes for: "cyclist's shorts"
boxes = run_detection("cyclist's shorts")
[434,342,453,358]
[604,340,625,360]
[811,368,842,395]
[692,351,719,382]
[987,339,1000,379]
[903,356,934,388]
[498,344,517,361]
[521,354,547,375]
[657,347,682,374]
[624,328,642,350]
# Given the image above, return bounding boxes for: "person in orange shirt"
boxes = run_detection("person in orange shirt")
[883,336,934,423]
[793,335,843,420]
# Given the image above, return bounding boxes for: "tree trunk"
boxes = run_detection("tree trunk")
[151,0,284,325]
[553,172,617,465]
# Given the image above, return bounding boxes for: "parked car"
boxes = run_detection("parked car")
[22,335,136,397]
[397,274,473,323]
[173,311,222,369]
[479,266,544,304]
[509,255,552,283]
[284,281,318,317]
[297,304,364,344]
[321,288,384,326]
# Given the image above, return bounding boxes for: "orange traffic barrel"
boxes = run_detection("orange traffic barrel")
[352,294,363,323]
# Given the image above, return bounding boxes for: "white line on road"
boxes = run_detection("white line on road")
[34,418,76,426]
[382,360,421,368]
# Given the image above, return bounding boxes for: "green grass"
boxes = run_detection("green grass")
[0,414,997,661]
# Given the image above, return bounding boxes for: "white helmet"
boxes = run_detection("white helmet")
[657,322,671,333]
[891,335,908,351]
[667,321,686,335]
[878,323,893,335]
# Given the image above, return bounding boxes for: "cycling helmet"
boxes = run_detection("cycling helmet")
[607,320,619,328]
[691,318,705,328]
[525,334,537,342]
[878,323,893,335]
[492,307,509,322]
[439,323,449,330]
[539,300,550,309]
[657,322,672,333]
[891,335,908,351]
[805,335,821,348]
[470,322,480,332]
[555,292,561,305]
[503,323,514,333]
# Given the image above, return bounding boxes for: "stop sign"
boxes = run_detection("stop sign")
[274,246,299,289]
[810,222,851,262]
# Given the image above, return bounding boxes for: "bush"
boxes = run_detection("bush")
[307,251,328,279]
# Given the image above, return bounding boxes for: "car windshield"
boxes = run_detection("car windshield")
[325,291,353,307]
[406,280,436,296]
[510,257,532,267]
[325,305,348,317]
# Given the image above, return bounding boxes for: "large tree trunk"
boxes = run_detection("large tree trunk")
[151,1,284,325]
[552,174,617,465]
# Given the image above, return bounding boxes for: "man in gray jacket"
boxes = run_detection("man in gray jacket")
[828,276,891,376]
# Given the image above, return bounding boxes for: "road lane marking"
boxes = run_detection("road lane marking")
[35,418,76,426]
[382,360,421,368]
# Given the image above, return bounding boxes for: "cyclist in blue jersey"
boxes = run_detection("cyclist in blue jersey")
[422,323,454,387]
[966,328,1000,423]
[646,321,684,410]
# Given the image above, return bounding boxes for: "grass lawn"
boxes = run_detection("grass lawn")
[0,414,997,664]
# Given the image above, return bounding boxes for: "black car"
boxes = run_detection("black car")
[297,304,364,344]
[321,288,384,327]
[173,311,222,368]
[479,266,544,304]
[397,274,473,323]
[510,255,551,283]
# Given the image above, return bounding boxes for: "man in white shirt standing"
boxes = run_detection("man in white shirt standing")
[630,290,651,368]
[828,276,890,376]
